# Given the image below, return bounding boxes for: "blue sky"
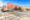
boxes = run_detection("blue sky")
[0,0,30,7]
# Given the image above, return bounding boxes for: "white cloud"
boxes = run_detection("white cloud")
[0,0,3,7]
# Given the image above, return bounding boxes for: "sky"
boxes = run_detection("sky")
[0,0,30,7]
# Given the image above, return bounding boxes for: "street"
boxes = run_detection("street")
[0,11,30,20]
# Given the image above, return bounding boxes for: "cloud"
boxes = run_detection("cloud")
[0,0,3,7]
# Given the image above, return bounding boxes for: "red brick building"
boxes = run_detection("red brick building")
[4,2,19,10]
